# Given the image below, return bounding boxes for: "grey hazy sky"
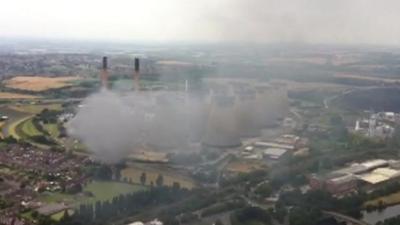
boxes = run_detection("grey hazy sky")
[1,0,400,45]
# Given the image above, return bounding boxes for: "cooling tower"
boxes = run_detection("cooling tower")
[255,85,278,128]
[147,93,189,149]
[187,95,208,142]
[271,85,289,120]
[234,88,260,137]
[202,95,241,148]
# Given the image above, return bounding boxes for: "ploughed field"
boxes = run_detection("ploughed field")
[3,76,80,92]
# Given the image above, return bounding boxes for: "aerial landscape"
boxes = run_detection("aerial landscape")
[1,1,400,225]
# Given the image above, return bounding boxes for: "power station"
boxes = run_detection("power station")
[98,57,289,149]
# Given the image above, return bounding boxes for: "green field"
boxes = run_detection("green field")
[83,181,145,203]
[8,116,32,139]
[44,123,60,138]
[10,104,62,114]
[20,118,42,137]
[39,181,145,206]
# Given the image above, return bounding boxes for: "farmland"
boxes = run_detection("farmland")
[0,92,40,99]
[83,181,145,203]
[9,103,62,114]
[17,117,42,138]
[3,76,81,92]
[39,181,145,205]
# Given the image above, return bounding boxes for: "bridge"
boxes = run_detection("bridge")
[323,211,370,225]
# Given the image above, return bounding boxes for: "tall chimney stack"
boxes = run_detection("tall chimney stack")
[101,56,109,89]
[133,58,140,91]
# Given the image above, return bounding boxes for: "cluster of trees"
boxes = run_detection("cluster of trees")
[376,215,400,225]
[221,170,268,188]
[60,186,190,225]
[201,199,245,217]
[277,189,365,225]
[37,108,61,124]
[230,207,272,225]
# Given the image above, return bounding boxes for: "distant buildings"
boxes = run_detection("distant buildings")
[354,112,398,139]
[241,134,309,161]
[309,159,400,195]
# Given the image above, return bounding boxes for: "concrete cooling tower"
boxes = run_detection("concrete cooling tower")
[234,88,260,137]
[147,93,190,149]
[255,85,278,128]
[271,85,289,120]
[187,95,208,142]
[202,95,241,148]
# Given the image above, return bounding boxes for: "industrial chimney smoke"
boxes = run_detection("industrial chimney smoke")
[101,56,109,89]
[133,58,140,91]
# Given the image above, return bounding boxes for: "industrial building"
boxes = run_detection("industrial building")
[308,159,400,195]
[263,148,289,160]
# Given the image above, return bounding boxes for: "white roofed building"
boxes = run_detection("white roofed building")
[263,148,288,160]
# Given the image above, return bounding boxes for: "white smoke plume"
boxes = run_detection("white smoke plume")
[67,80,289,163]
[67,89,196,163]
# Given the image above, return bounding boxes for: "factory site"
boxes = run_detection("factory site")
[1,44,400,225]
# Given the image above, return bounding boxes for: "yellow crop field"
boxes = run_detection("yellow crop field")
[4,76,80,92]
[0,92,39,99]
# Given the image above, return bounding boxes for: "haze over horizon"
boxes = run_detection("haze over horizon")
[1,0,400,46]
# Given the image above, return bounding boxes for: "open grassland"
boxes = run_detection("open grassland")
[8,116,32,139]
[83,181,145,203]
[4,76,81,92]
[0,92,40,99]
[44,123,60,138]
[39,181,145,206]
[18,118,42,138]
[364,191,400,207]
[10,103,62,114]
[121,164,195,189]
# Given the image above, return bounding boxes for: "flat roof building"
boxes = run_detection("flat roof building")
[263,148,288,160]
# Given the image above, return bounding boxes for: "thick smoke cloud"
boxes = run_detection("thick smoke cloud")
[67,89,196,163]
[67,81,289,163]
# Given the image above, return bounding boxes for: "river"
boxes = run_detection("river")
[362,204,400,225]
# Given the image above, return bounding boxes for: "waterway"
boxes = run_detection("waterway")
[362,204,400,224]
